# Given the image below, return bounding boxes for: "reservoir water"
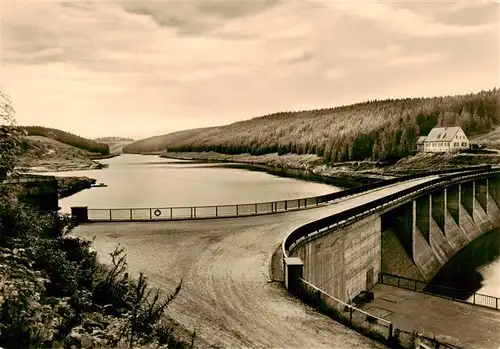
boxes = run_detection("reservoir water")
[429,227,500,299]
[46,154,340,213]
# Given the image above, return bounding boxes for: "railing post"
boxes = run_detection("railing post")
[193,207,196,218]
[216,206,218,217]
[496,297,498,310]
[170,207,173,219]
[190,207,193,218]
[315,197,318,205]
[149,209,152,220]
[414,280,417,291]
[349,307,353,325]
[255,203,257,214]
[388,323,393,341]
[236,205,239,216]
[130,209,132,220]
[285,201,288,210]
[109,209,112,220]
[473,293,476,304]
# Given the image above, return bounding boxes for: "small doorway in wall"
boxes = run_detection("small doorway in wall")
[366,267,374,290]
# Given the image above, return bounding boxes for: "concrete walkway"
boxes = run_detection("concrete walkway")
[74,177,437,349]
[360,284,500,349]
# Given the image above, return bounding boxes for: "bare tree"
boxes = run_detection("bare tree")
[0,87,24,181]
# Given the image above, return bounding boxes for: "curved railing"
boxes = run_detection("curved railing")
[282,167,500,258]
[79,165,492,222]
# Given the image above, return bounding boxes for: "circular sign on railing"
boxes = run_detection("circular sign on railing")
[154,209,162,217]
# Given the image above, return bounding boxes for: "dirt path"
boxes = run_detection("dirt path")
[74,177,436,348]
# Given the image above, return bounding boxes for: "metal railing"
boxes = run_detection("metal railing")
[379,273,500,311]
[297,278,394,342]
[81,165,493,222]
[283,167,500,257]
[87,197,327,221]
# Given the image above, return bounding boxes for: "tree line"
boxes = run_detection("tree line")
[23,126,110,155]
[125,88,499,163]
[94,136,134,142]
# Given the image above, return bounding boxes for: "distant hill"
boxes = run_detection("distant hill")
[93,136,135,155]
[94,136,134,142]
[22,126,110,155]
[125,88,499,163]
[123,127,218,154]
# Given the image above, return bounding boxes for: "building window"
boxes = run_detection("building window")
[454,142,459,146]
[462,142,467,146]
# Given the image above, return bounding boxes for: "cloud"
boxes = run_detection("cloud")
[386,53,448,67]
[325,1,497,38]
[2,0,498,138]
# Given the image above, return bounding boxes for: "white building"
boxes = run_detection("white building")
[417,127,470,153]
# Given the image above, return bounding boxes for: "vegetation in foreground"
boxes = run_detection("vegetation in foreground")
[0,89,193,348]
[0,198,192,349]
[126,89,499,164]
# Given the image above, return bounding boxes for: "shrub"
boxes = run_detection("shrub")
[0,196,189,348]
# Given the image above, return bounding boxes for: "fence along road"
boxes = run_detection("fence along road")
[81,165,493,222]
[74,175,442,349]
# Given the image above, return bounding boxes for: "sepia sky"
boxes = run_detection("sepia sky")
[1,1,499,139]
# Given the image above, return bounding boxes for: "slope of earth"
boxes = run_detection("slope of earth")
[94,137,135,155]
[107,141,134,155]
[16,135,105,172]
[388,152,500,173]
[123,127,218,154]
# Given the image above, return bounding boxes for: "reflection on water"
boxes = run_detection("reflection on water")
[428,228,500,298]
[41,154,342,212]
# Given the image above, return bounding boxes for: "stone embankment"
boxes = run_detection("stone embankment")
[161,151,394,183]
[57,176,97,199]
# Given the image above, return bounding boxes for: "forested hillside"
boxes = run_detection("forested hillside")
[123,126,218,153]
[94,136,134,142]
[126,89,499,163]
[22,126,110,155]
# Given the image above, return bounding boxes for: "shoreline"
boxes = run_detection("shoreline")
[160,151,396,185]
[16,160,107,174]
[160,151,500,182]
[16,159,106,199]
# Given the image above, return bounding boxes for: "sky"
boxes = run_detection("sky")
[1,0,499,139]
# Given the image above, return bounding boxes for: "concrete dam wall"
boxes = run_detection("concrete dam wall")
[288,176,500,302]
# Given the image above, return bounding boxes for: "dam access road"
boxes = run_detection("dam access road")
[74,176,440,349]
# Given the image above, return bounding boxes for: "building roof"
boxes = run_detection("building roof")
[424,127,462,143]
[416,136,426,144]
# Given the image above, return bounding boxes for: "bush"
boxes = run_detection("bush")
[0,196,190,348]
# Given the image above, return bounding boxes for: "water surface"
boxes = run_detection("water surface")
[44,154,340,212]
[429,227,500,298]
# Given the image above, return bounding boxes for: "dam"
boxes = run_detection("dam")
[72,165,500,348]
